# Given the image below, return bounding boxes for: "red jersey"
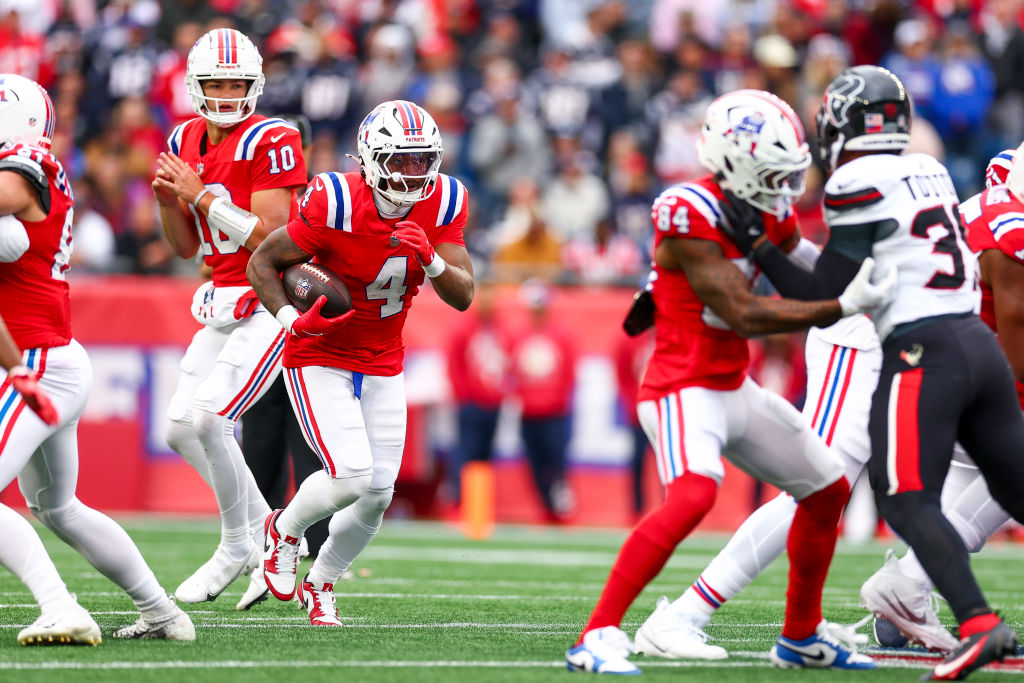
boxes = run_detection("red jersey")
[286,171,468,375]
[167,115,307,286]
[638,175,798,401]
[0,144,75,349]
[447,318,510,408]
[510,322,576,418]
[960,186,1024,332]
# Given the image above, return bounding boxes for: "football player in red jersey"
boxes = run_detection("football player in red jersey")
[0,74,194,645]
[246,99,474,626]
[564,90,895,675]
[152,28,309,605]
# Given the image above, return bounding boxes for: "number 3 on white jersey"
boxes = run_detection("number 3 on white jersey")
[366,256,408,318]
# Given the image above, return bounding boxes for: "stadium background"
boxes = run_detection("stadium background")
[1,0,1021,528]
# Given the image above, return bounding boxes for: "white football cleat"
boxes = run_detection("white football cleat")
[565,625,641,675]
[296,574,342,627]
[18,601,101,646]
[634,596,728,660]
[860,549,959,653]
[263,509,301,601]
[236,565,270,610]
[174,542,259,604]
[112,601,195,641]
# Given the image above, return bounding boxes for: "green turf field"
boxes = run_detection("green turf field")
[1,518,1022,682]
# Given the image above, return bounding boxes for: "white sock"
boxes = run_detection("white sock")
[310,488,393,584]
[0,505,75,612]
[195,410,252,557]
[673,492,797,625]
[277,470,370,540]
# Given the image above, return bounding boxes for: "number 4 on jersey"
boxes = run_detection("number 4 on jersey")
[366,256,408,318]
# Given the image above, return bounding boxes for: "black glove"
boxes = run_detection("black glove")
[717,190,766,256]
[623,288,655,337]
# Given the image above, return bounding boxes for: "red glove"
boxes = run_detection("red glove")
[9,366,59,425]
[391,220,435,266]
[289,296,354,337]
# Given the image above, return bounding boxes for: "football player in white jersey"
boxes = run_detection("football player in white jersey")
[723,65,1024,681]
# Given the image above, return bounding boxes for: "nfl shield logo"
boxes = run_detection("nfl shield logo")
[864,113,884,134]
[196,162,204,175]
[294,277,311,301]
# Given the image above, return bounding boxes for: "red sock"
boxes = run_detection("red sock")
[782,476,850,640]
[577,473,717,643]
[960,612,999,638]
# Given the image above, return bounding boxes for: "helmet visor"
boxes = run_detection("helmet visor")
[379,151,441,190]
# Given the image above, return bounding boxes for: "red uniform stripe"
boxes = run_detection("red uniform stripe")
[824,348,857,446]
[218,330,286,417]
[292,368,335,477]
[699,576,726,603]
[894,368,924,493]
[811,345,840,430]
[0,401,28,451]
[824,190,882,208]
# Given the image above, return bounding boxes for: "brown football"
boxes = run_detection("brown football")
[282,262,352,317]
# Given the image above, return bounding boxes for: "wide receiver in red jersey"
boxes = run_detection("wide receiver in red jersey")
[153,28,308,607]
[565,90,895,675]
[0,74,193,644]
[247,99,473,626]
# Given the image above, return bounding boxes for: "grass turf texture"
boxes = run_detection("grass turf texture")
[1,518,1022,682]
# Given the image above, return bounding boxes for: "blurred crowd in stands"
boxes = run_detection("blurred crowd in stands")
[3,0,1023,285]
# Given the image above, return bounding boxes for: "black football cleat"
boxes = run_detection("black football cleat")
[921,620,1018,681]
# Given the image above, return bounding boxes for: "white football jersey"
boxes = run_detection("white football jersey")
[824,153,979,341]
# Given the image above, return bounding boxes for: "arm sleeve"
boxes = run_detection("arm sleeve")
[753,240,864,300]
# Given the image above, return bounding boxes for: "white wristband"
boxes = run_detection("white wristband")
[207,196,259,245]
[422,252,447,278]
[275,305,300,333]
[192,188,210,207]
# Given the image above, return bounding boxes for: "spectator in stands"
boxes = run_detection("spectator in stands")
[562,219,644,286]
[151,22,205,129]
[357,23,415,109]
[468,73,551,224]
[491,178,563,284]
[648,70,711,186]
[932,21,995,194]
[69,176,116,274]
[115,186,175,275]
[541,137,611,243]
[883,19,942,127]
[978,0,1024,150]
[510,280,577,522]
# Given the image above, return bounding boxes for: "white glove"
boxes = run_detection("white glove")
[837,257,897,316]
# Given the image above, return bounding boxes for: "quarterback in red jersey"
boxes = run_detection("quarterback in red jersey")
[566,90,893,675]
[247,99,473,626]
[152,28,308,607]
[0,74,193,645]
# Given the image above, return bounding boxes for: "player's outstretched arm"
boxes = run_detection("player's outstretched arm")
[246,226,314,316]
[666,236,844,337]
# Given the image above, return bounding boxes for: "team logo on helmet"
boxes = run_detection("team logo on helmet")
[294,277,311,301]
[823,72,866,128]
